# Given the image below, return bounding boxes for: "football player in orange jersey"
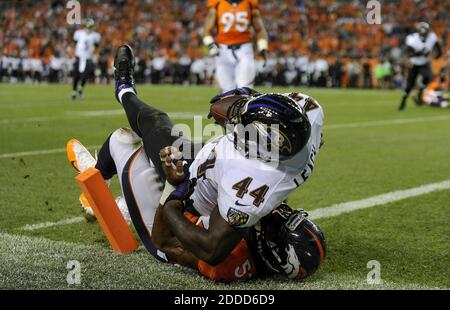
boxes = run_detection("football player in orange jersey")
[203,0,269,92]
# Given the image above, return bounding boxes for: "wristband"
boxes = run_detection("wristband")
[257,38,269,52]
[203,35,215,47]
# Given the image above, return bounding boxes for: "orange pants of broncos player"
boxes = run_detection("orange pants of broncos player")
[184,212,258,283]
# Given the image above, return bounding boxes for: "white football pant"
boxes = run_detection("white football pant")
[215,43,255,92]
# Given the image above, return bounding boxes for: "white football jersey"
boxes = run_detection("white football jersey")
[188,92,324,228]
[74,29,101,60]
[406,32,438,66]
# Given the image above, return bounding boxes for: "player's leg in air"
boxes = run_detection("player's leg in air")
[66,135,131,223]
[67,44,199,260]
[67,128,171,260]
[113,45,196,176]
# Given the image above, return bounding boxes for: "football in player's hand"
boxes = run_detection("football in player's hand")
[208,94,243,126]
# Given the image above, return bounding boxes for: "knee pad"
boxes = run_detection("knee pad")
[111,128,142,145]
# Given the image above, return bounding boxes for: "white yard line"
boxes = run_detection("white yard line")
[309,179,450,220]
[0,116,61,125]
[73,110,207,119]
[0,145,100,159]
[325,114,450,130]
[1,110,449,126]
[1,114,450,159]
[0,111,207,124]
[19,216,85,231]
[20,179,450,232]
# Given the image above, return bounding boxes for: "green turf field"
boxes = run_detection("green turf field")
[0,84,449,289]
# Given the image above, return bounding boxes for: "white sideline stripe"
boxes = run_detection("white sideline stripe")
[325,114,450,130]
[309,179,450,220]
[19,216,85,231]
[21,179,450,232]
[0,145,100,159]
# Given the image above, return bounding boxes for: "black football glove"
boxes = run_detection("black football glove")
[165,175,197,209]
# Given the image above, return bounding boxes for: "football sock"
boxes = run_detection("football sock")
[120,92,146,137]
[95,133,117,180]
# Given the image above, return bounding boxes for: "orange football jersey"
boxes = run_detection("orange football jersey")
[184,211,258,282]
[197,239,258,283]
[208,0,259,45]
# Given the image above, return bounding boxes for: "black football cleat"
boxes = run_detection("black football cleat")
[114,44,136,103]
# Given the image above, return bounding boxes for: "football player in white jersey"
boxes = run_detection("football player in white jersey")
[399,22,442,110]
[67,45,326,280]
[72,18,101,100]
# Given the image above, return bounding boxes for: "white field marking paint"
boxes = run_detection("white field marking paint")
[71,110,207,119]
[0,232,444,289]
[0,111,207,125]
[22,179,450,232]
[1,113,450,159]
[0,116,61,125]
[19,216,85,231]
[0,145,100,159]
[309,179,450,220]
[325,114,450,130]
[1,111,449,126]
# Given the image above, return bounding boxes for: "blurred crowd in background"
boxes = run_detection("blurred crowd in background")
[1,0,448,89]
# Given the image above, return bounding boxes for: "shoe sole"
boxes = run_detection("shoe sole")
[66,139,83,173]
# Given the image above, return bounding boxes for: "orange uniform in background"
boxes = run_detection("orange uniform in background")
[208,0,259,46]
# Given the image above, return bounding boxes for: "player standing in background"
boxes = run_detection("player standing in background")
[203,0,269,92]
[71,18,101,100]
[398,22,442,110]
